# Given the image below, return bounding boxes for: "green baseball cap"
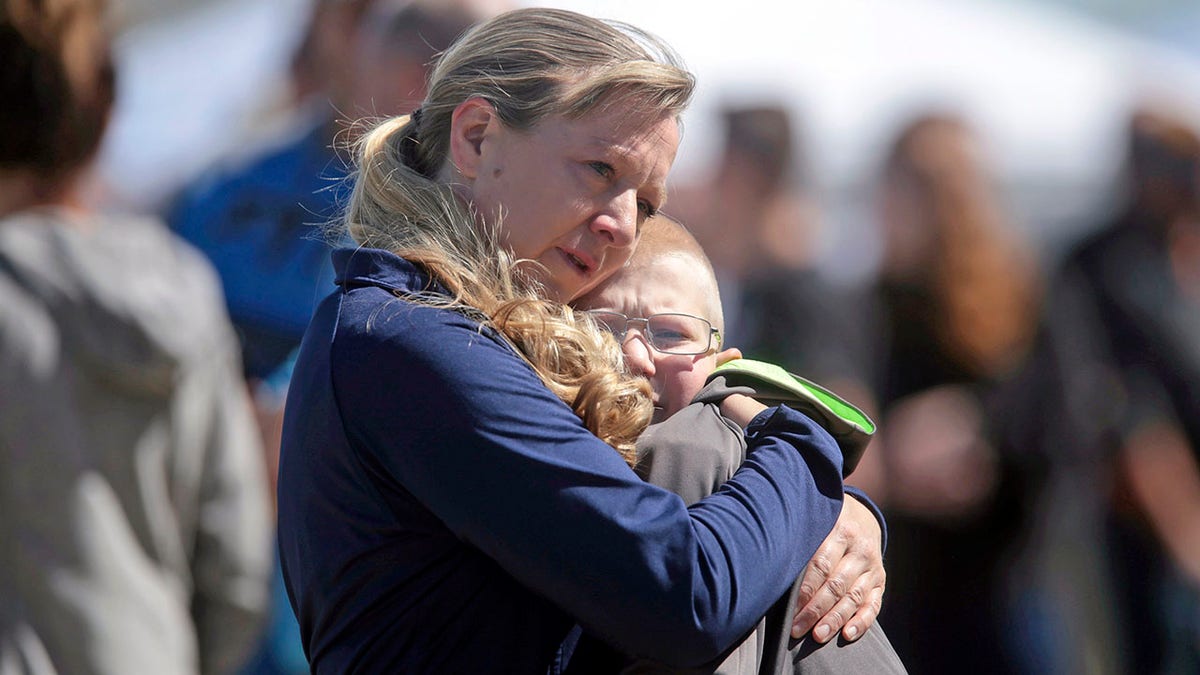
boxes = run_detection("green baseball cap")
[709,359,875,476]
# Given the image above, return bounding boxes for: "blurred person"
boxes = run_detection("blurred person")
[671,105,861,376]
[167,0,489,386]
[168,0,494,483]
[0,0,272,673]
[669,105,885,496]
[1047,108,1200,674]
[865,113,1044,674]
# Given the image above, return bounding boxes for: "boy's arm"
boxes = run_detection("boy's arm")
[635,379,762,506]
[636,406,747,507]
[707,360,889,644]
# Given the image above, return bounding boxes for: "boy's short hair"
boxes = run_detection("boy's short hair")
[630,215,724,332]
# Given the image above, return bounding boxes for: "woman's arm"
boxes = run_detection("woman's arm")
[642,389,888,645]
[333,301,845,666]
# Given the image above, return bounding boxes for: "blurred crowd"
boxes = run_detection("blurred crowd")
[3,0,1199,673]
[673,99,1200,674]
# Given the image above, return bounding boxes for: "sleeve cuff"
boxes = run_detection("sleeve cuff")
[843,485,887,554]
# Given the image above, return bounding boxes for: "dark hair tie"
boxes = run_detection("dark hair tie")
[399,108,430,177]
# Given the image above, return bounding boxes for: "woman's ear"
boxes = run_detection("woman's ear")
[448,97,496,181]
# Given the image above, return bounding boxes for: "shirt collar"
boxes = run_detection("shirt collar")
[332,247,443,296]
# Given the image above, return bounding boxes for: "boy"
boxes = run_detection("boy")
[569,217,903,674]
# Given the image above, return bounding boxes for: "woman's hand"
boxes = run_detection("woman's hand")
[791,496,885,643]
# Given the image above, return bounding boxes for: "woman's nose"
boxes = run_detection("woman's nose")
[590,192,638,248]
[621,332,656,377]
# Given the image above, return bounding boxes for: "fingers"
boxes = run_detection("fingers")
[790,548,841,639]
[791,498,887,641]
[842,584,885,642]
[718,394,769,428]
[714,347,743,366]
[793,563,886,642]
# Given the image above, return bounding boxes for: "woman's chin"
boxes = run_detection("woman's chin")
[516,262,570,302]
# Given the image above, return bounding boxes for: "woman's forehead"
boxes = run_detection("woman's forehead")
[527,107,679,186]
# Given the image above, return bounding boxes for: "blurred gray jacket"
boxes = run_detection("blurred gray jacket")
[0,209,272,675]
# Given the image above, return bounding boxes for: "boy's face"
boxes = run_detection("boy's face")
[575,253,722,422]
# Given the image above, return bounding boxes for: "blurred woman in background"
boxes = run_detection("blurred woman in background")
[867,112,1043,674]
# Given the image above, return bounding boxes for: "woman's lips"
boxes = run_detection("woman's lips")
[559,247,596,275]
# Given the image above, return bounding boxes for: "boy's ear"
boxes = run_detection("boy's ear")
[447,97,496,181]
[715,347,742,367]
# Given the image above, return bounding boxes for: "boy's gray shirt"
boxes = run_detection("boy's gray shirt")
[630,383,906,674]
[636,397,748,507]
[630,390,763,674]
[0,211,272,675]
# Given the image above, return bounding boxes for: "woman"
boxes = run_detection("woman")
[868,113,1042,674]
[276,8,886,672]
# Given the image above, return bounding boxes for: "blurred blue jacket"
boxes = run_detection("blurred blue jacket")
[167,119,347,380]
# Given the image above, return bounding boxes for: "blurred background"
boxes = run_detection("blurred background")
[96,0,1200,273]
[12,0,1200,673]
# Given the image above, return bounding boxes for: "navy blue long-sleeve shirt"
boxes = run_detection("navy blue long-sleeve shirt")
[276,248,847,673]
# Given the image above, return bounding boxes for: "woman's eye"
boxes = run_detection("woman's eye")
[638,200,658,219]
[589,162,615,180]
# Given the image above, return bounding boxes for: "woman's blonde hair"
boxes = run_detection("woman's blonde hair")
[344,8,694,461]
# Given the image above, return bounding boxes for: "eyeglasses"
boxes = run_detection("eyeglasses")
[585,310,721,356]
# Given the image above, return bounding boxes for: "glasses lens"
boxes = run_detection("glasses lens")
[587,311,627,339]
[646,313,712,355]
